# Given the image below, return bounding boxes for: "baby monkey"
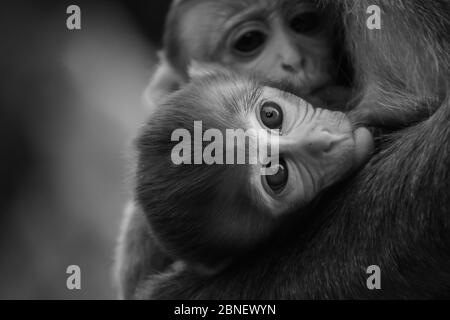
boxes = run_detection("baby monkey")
[134,67,373,275]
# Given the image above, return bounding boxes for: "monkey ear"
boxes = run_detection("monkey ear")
[188,60,229,80]
[143,51,184,112]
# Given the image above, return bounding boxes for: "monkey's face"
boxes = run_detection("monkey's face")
[247,87,373,215]
[178,0,335,95]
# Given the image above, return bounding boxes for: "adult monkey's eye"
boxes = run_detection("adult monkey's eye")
[266,159,288,194]
[232,30,267,55]
[260,101,283,129]
[290,12,322,34]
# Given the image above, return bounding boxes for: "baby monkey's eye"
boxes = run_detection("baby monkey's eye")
[232,30,267,55]
[260,102,283,129]
[290,12,322,34]
[265,159,288,194]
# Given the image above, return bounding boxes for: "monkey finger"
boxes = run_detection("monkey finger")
[352,127,374,168]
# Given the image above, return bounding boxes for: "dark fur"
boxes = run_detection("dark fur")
[133,0,450,299]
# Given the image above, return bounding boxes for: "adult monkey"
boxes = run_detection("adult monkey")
[135,0,450,299]
[115,0,353,299]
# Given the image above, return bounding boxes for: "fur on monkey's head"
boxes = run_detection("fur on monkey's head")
[136,70,274,265]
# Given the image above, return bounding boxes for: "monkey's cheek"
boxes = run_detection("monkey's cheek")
[352,127,374,168]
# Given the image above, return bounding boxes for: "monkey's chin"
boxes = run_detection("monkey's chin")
[307,75,340,99]
[261,73,334,101]
[303,75,334,94]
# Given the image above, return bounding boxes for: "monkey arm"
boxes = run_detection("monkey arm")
[348,84,439,130]
[114,202,174,299]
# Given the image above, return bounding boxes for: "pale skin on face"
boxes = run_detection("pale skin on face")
[246,87,374,215]
[179,0,336,95]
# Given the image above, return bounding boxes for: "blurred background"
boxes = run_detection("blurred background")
[0,0,171,299]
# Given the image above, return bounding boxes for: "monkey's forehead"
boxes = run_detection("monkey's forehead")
[176,0,316,20]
